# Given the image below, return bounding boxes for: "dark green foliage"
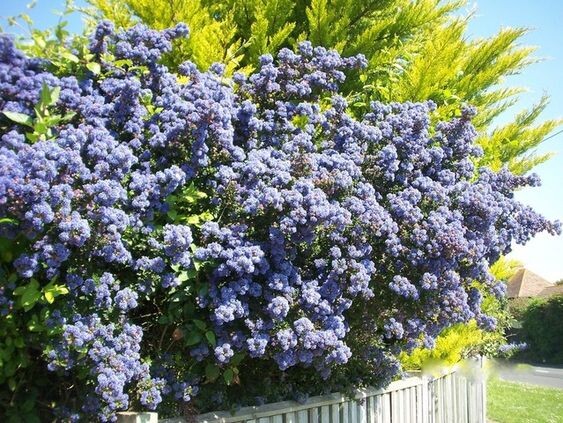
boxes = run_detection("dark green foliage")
[515,296,563,364]
[0,237,61,423]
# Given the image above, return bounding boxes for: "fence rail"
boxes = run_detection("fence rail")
[121,358,486,423]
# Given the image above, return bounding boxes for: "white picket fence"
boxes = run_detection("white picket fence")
[121,359,487,423]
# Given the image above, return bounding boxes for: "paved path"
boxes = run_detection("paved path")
[492,361,563,389]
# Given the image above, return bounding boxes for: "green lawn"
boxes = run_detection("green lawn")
[487,377,563,423]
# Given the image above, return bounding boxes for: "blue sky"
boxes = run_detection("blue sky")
[462,1,563,282]
[2,1,562,281]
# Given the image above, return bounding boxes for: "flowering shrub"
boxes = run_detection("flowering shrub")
[0,22,559,421]
[497,341,527,357]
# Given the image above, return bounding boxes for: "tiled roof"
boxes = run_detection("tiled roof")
[506,268,554,298]
[538,284,563,297]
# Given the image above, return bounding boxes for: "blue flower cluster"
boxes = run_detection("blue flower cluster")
[197,46,559,388]
[0,22,234,420]
[0,21,559,419]
[498,342,527,356]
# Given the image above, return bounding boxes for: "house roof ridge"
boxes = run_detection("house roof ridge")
[507,267,553,298]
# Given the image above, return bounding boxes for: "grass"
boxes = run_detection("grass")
[487,377,563,423]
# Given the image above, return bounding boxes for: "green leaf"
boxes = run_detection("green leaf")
[37,83,60,110]
[13,286,26,296]
[193,259,202,271]
[183,184,207,203]
[186,215,200,225]
[4,359,17,377]
[42,277,68,304]
[231,352,246,366]
[46,274,59,286]
[21,398,36,413]
[61,51,80,63]
[3,111,33,127]
[113,59,133,68]
[205,363,220,382]
[39,82,51,107]
[198,283,209,297]
[62,112,76,122]
[49,86,61,105]
[28,279,39,290]
[184,331,202,346]
[86,62,101,75]
[26,132,41,143]
[177,269,197,282]
[205,331,216,346]
[27,316,43,332]
[199,211,214,222]
[34,120,49,135]
[193,319,206,330]
[292,114,309,129]
[223,368,234,385]
[167,195,177,206]
[32,33,46,50]
[20,13,32,25]
[0,217,17,225]
[20,280,41,312]
[54,285,68,295]
[13,336,24,349]
[44,291,55,304]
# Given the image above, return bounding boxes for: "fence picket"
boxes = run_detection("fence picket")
[155,360,486,423]
[420,378,428,423]
[367,396,375,423]
[381,393,391,423]
[358,399,367,423]
[350,400,357,423]
[332,404,340,423]
[403,388,411,423]
[342,401,349,423]
[321,405,330,423]
[309,407,319,423]
[374,394,383,423]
